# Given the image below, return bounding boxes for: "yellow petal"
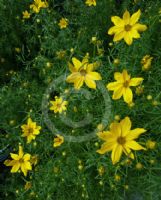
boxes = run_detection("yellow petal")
[74,76,84,90]
[111,145,123,164]
[21,163,28,176]
[25,161,32,170]
[107,82,121,91]
[130,29,140,38]
[10,153,19,160]
[66,72,80,83]
[11,162,20,173]
[123,10,130,24]
[126,141,146,150]
[133,23,147,32]
[97,131,111,141]
[85,78,96,89]
[122,69,130,81]
[124,32,133,45]
[108,26,123,35]
[120,117,132,137]
[112,87,124,100]
[130,9,141,25]
[123,147,134,159]
[111,16,124,26]
[114,72,123,82]
[68,62,76,72]
[87,72,102,80]
[129,78,143,86]
[123,88,133,104]
[72,57,82,70]
[110,122,121,137]
[126,128,146,141]
[113,31,125,42]
[97,141,115,154]
[23,154,31,161]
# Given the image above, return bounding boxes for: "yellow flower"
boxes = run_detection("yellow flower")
[30,0,48,13]
[56,50,66,59]
[108,10,147,45]
[135,85,144,95]
[30,155,38,166]
[146,140,156,149]
[98,166,105,176]
[107,70,143,104]
[24,182,32,190]
[97,117,146,164]
[85,0,96,6]
[141,55,153,70]
[135,162,143,170]
[58,18,68,29]
[50,96,68,113]
[22,11,31,19]
[66,57,102,90]
[53,134,64,147]
[4,146,32,176]
[21,118,41,143]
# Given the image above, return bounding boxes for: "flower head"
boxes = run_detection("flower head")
[30,0,48,13]
[53,134,64,147]
[50,96,68,113]
[108,9,147,45]
[58,18,68,29]
[141,55,153,70]
[85,0,96,6]
[22,11,31,19]
[107,70,143,104]
[66,56,102,90]
[4,146,32,176]
[21,118,41,143]
[97,117,146,164]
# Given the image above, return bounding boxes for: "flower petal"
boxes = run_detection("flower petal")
[112,86,124,100]
[130,9,141,25]
[111,16,124,26]
[123,147,134,159]
[123,88,133,104]
[126,128,146,141]
[113,31,125,42]
[85,78,96,89]
[123,10,130,24]
[129,78,143,86]
[74,76,84,90]
[124,32,133,45]
[87,72,102,80]
[66,72,80,83]
[110,122,121,137]
[10,153,19,160]
[114,72,124,82]
[111,145,123,164]
[108,26,123,35]
[120,117,132,137]
[11,162,20,173]
[97,131,111,141]
[126,140,146,150]
[72,57,82,70]
[130,29,140,38]
[23,154,31,161]
[133,23,147,32]
[107,82,122,91]
[97,141,115,154]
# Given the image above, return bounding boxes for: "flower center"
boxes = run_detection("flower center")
[117,137,126,145]
[124,24,132,31]
[19,158,24,163]
[28,128,34,134]
[123,80,129,88]
[80,69,87,76]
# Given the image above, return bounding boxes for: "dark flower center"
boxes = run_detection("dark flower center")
[80,69,87,76]
[117,137,126,145]
[28,128,33,134]
[125,24,132,31]
[123,80,129,88]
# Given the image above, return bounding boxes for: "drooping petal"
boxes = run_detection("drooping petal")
[113,31,125,42]
[123,88,133,104]
[97,141,115,154]
[85,78,96,89]
[111,145,123,164]
[111,16,124,26]
[72,57,82,70]
[74,76,84,90]
[112,86,124,100]
[87,72,102,80]
[120,117,132,137]
[130,9,141,25]
[124,32,133,45]
[126,128,146,141]
[133,23,147,32]
[107,82,122,91]
[11,162,20,173]
[123,10,130,24]
[129,78,143,86]
[125,140,146,150]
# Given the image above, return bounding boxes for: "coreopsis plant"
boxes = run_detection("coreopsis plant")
[66,57,102,90]
[53,135,64,147]
[4,146,32,176]
[21,118,41,143]
[108,10,147,45]
[85,0,96,6]
[50,96,68,114]
[107,70,143,104]
[30,0,48,13]
[97,117,146,164]
[58,18,69,29]
[22,11,30,19]
[141,55,153,70]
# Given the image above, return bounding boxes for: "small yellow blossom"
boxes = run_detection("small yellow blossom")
[21,118,41,143]
[85,0,96,6]
[15,48,21,53]
[136,162,143,170]
[22,11,31,19]
[97,117,146,164]
[24,182,32,190]
[30,155,38,166]
[113,58,120,65]
[107,69,143,104]
[50,96,68,113]
[114,115,120,121]
[141,55,153,70]
[108,10,147,45]
[147,95,152,100]
[30,0,48,13]
[53,134,64,147]
[91,36,97,44]
[56,50,66,59]
[4,146,32,176]
[66,56,102,90]
[152,100,159,106]
[98,166,105,176]
[115,174,121,181]
[146,140,156,149]
[58,18,68,29]
[135,85,144,95]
